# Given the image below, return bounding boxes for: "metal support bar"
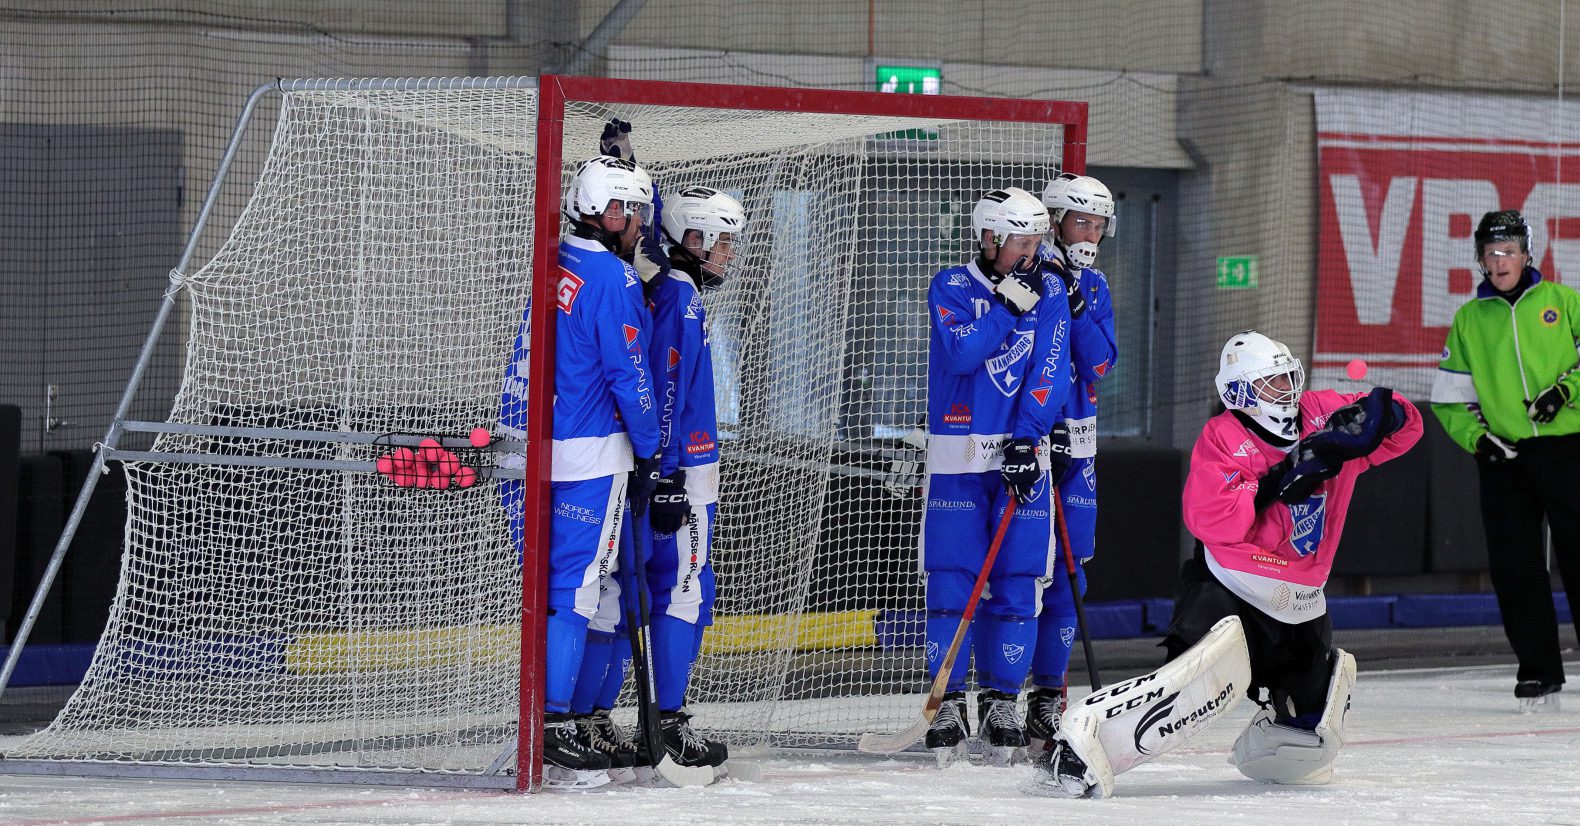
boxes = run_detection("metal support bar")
[555,0,651,76]
[98,448,524,480]
[119,420,525,453]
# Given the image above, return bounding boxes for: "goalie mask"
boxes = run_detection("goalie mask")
[971,187,1050,253]
[565,156,654,251]
[1216,330,1306,439]
[1042,173,1116,270]
[662,186,747,289]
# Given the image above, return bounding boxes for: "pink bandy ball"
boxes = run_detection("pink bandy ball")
[1346,358,1368,380]
[469,427,492,448]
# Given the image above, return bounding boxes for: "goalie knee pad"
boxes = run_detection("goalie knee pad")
[1229,648,1355,785]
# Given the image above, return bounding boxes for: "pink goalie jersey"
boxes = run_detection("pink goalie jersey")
[1182,389,1423,622]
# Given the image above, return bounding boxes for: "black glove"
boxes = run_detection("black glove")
[649,469,690,534]
[1000,437,1041,503]
[1303,387,1399,461]
[1047,421,1075,481]
[1254,447,1342,510]
[1527,382,1572,423]
[1475,432,1519,464]
[629,453,662,517]
[1047,262,1085,319]
[633,222,672,285]
[600,118,634,160]
[994,258,1043,316]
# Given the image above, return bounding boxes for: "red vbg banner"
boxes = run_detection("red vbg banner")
[1313,91,1580,397]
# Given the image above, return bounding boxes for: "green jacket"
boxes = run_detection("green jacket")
[1431,271,1580,453]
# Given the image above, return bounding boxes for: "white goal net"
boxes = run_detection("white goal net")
[4,77,1074,784]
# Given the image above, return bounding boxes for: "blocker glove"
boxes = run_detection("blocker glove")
[1001,438,1041,503]
[1527,382,1572,424]
[630,453,662,517]
[649,470,690,534]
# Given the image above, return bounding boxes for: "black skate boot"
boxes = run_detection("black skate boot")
[659,708,729,768]
[976,689,1028,766]
[543,711,612,789]
[1025,686,1068,757]
[579,709,642,784]
[1516,680,1562,713]
[1026,737,1095,798]
[925,691,970,767]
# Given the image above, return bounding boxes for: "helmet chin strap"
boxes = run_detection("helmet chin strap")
[570,216,622,254]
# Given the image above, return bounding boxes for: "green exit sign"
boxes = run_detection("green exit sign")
[1216,255,1259,289]
[876,65,941,95]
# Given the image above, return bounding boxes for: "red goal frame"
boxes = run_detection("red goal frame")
[519,74,1087,791]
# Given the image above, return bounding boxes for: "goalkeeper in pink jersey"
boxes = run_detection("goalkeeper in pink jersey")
[1034,330,1423,797]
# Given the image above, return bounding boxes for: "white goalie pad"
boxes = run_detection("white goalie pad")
[1060,615,1252,799]
[1230,647,1355,785]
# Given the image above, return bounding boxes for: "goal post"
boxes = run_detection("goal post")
[0,74,1086,792]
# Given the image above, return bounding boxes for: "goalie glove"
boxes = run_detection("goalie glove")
[1254,446,1342,510]
[600,118,635,160]
[649,470,690,534]
[629,453,662,517]
[1302,387,1400,461]
[1001,437,1041,504]
[1475,432,1519,464]
[993,257,1043,315]
[1527,381,1572,424]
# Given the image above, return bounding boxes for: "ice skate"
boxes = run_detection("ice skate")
[976,689,1028,766]
[1516,680,1561,713]
[925,691,970,767]
[543,711,612,790]
[658,708,728,768]
[1026,738,1094,798]
[580,709,644,784]
[1025,686,1067,757]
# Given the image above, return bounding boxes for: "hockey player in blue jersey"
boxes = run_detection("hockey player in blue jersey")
[1025,173,1120,755]
[923,186,1072,766]
[498,154,660,786]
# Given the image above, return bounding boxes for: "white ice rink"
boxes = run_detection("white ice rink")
[2,664,1578,826]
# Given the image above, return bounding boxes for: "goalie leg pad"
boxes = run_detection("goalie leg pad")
[1230,648,1355,785]
[1054,615,1253,799]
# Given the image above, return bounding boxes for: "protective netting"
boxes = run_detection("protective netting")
[7,81,1067,774]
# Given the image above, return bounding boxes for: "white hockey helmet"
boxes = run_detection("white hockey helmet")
[970,187,1050,249]
[662,186,747,252]
[1215,330,1306,439]
[1042,173,1116,237]
[565,155,654,221]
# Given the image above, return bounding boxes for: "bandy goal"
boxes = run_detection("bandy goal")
[0,75,1086,790]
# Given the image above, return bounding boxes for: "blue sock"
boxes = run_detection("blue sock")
[596,632,632,709]
[925,612,972,692]
[570,630,615,714]
[651,613,697,711]
[975,614,1036,693]
[545,610,590,714]
[1032,610,1078,688]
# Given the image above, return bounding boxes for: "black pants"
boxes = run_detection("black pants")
[1477,433,1580,686]
[1162,547,1334,719]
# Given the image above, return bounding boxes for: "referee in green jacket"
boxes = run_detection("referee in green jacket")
[1432,210,1580,711]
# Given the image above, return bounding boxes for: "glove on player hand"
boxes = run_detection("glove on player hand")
[1527,382,1572,424]
[1047,421,1075,481]
[630,453,662,517]
[1475,432,1519,464]
[1254,446,1342,510]
[1001,437,1041,504]
[649,470,690,534]
[994,257,1043,315]
[1047,261,1086,319]
[1303,387,1400,461]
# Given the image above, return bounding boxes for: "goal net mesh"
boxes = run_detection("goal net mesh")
[7,80,1068,776]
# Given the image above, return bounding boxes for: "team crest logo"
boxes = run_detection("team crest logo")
[985,328,1035,397]
[1082,462,1096,490]
[1060,625,1076,647]
[1542,307,1561,327]
[1287,492,1328,557]
[1001,643,1026,664]
[925,640,940,666]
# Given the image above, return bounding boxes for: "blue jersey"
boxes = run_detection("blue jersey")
[647,270,720,505]
[926,259,1072,474]
[1040,242,1118,452]
[499,234,661,480]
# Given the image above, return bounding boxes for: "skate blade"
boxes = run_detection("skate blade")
[983,744,1025,767]
[606,766,638,785]
[653,754,718,787]
[1519,695,1561,713]
[543,766,612,791]
[930,741,968,768]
